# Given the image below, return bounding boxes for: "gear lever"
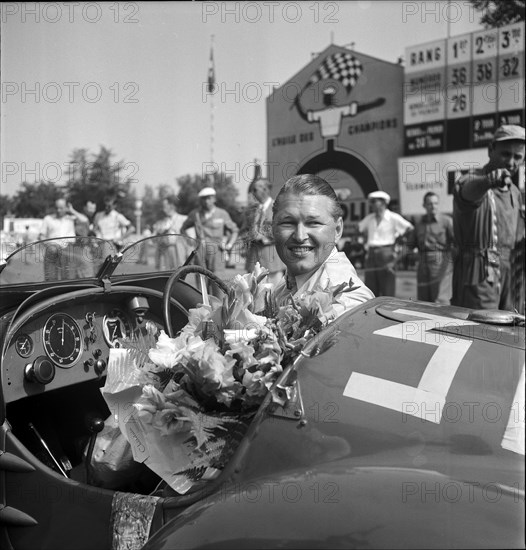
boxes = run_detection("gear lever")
[85,416,105,485]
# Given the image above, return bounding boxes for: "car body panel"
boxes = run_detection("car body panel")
[143,466,524,549]
[144,300,525,549]
[235,302,524,484]
[2,426,116,550]
[0,237,524,549]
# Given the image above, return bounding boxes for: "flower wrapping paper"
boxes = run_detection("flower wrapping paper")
[103,349,252,494]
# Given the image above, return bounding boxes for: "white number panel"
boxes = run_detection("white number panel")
[343,309,477,423]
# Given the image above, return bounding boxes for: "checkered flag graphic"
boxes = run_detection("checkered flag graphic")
[309,52,363,93]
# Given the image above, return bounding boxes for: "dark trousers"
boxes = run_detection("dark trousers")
[417,252,453,304]
[457,261,513,311]
[43,244,72,281]
[365,245,396,297]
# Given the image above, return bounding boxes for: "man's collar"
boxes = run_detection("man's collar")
[261,196,272,210]
[375,208,390,221]
[285,272,296,291]
[284,247,340,293]
[495,182,511,193]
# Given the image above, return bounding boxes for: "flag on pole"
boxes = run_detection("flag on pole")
[207,46,216,93]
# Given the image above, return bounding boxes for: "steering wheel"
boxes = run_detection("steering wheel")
[163,265,230,337]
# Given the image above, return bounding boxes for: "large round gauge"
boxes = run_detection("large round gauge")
[102,309,132,347]
[43,313,83,367]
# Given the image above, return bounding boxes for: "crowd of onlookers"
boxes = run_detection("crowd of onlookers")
[196,123,524,314]
[1,124,524,314]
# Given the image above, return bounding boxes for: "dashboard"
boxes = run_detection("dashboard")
[3,291,166,405]
[0,280,194,485]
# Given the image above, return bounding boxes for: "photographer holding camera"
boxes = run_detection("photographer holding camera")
[452,124,525,311]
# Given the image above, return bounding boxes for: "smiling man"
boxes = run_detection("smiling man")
[272,174,374,321]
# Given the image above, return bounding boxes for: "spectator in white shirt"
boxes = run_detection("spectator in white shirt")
[93,194,134,251]
[39,198,88,280]
[358,191,413,297]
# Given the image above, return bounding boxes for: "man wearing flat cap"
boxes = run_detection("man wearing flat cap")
[180,187,238,294]
[452,124,525,312]
[358,191,413,296]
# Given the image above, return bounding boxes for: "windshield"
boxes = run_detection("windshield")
[0,235,198,286]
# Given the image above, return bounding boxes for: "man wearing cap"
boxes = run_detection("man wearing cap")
[452,124,525,311]
[358,191,413,296]
[180,187,238,290]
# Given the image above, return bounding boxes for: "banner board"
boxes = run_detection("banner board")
[403,22,525,154]
[267,45,404,234]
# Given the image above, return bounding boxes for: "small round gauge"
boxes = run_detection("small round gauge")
[102,309,132,347]
[43,313,83,368]
[15,333,34,358]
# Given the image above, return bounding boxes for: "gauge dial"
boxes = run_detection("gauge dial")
[43,313,83,367]
[15,333,34,358]
[102,309,132,347]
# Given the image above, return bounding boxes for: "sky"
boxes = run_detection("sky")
[1,1,484,202]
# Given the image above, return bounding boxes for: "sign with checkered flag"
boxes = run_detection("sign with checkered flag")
[309,52,363,93]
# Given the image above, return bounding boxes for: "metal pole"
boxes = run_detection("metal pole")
[210,34,215,166]
[134,199,143,237]
[447,0,451,39]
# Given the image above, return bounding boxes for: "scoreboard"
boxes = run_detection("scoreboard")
[404,21,524,155]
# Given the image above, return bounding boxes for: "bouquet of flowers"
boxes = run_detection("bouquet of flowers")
[100,263,356,494]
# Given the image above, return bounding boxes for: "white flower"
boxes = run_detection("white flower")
[148,331,207,369]
[182,303,214,335]
[194,340,237,390]
[148,330,186,369]
[152,408,191,436]
[252,282,273,313]
[233,309,268,329]
[228,274,254,319]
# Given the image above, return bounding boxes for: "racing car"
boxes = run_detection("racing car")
[0,235,524,549]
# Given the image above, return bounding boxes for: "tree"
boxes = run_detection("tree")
[175,172,242,226]
[11,181,63,218]
[469,0,525,27]
[0,194,15,221]
[65,146,137,221]
[140,184,164,230]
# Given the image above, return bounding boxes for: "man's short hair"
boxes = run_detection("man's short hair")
[254,178,271,191]
[423,191,438,203]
